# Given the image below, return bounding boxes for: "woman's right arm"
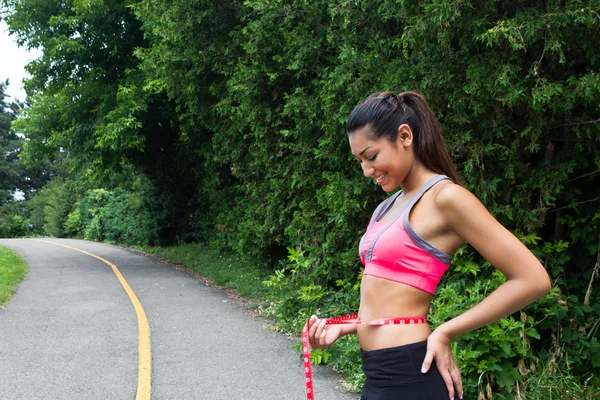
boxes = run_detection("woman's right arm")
[307,315,358,349]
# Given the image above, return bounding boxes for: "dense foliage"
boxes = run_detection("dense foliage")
[0,81,23,205]
[1,0,599,398]
[0,80,50,236]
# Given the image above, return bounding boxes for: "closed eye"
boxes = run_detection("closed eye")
[354,154,377,164]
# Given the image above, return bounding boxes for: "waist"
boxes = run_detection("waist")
[358,276,434,350]
[361,339,428,357]
[358,321,431,351]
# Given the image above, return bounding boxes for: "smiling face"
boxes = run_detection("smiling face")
[348,125,415,192]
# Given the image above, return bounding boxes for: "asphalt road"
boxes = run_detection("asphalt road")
[0,238,360,400]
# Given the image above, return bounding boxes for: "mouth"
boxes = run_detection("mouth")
[373,173,387,185]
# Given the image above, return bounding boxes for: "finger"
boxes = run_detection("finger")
[307,318,316,335]
[306,316,314,333]
[439,368,455,400]
[450,364,463,399]
[317,319,328,345]
[312,318,325,341]
[310,316,323,333]
[421,350,434,374]
[308,318,320,343]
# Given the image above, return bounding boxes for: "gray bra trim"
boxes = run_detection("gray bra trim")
[402,175,453,263]
[359,191,402,259]
[373,191,402,222]
[403,217,453,263]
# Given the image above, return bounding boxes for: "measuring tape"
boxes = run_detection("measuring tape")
[301,314,427,400]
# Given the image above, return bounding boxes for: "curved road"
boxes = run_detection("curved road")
[0,238,359,400]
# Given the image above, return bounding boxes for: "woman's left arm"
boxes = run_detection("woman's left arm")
[420,183,552,398]
[434,183,551,335]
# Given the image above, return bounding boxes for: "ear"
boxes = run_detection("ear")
[397,124,414,148]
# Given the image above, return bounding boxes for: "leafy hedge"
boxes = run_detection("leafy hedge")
[135,1,600,397]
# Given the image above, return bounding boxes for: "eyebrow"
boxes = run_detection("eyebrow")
[359,146,372,156]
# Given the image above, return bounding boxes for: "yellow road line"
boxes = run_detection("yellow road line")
[35,239,151,400]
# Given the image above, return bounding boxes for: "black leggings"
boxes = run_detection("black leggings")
[361,340,450,400]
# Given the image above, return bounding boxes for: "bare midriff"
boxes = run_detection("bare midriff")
[358,274,433,351]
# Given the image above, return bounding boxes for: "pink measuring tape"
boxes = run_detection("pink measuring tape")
[301,314,426,400]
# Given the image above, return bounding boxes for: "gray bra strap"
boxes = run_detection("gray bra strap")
[403,175,450,214]
[401,174,453,263]
[372,190,402,223]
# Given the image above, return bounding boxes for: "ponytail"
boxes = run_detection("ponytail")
[400,92,460,184]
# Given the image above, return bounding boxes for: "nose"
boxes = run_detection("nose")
[361,163,374,178]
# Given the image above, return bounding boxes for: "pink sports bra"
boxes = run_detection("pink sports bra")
[359,175,453,294]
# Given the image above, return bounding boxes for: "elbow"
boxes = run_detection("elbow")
[543,275,553,295]
[535,269,552,297]
[522,264,552,299]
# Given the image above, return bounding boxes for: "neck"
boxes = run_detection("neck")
[399,164,438,196]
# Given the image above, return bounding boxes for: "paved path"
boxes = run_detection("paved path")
[0,238,360,400]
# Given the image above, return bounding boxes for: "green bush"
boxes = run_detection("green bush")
[26,178,75,238]
[74,187,160,246]
[0,202,29,238]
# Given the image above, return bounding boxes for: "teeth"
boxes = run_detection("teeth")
[374,173,386,183]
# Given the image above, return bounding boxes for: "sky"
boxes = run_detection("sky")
[0,19,43,102]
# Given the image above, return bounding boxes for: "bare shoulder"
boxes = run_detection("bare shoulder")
[432,181,481,212]
[430,181,494,234]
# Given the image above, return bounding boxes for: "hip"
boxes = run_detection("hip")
[360,340,449,399]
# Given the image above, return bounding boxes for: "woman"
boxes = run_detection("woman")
[307,91,551,400]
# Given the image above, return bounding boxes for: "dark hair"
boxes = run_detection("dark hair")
[346,91,460,184]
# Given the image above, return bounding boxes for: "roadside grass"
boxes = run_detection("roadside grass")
[137,243,271,303]
[0,245,28,307]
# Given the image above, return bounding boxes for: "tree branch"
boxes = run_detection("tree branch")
[550,196,600,213]
[560,118,600,127]
[566,168,600,183]
[584,235,600,306]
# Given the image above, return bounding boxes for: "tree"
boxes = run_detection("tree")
[0,79,25,204]
[2,0,196,243]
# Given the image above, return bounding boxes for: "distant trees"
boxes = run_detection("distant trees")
[0,80,23,205]
[0,80,50,236]
[2,0,191,242]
